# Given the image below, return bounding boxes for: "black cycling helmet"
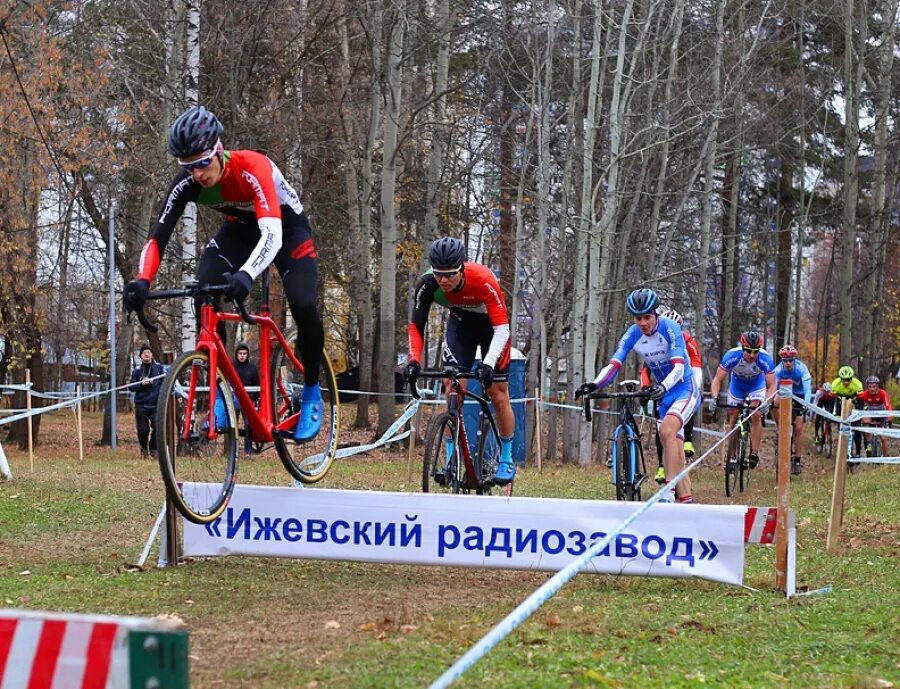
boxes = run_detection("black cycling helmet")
[167,106,223,158]
[429,237,466,269]
[625,288,660,316]
[739,330,763,350]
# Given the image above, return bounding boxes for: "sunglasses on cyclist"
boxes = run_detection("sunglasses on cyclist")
[840,377,851,383]
[178,148,217,171]
[433,266,462,279]
[742,347,760,353]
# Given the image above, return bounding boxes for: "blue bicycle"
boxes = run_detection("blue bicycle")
[582,380,653,501]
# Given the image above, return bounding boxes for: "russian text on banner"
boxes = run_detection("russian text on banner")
[182,484,747,585]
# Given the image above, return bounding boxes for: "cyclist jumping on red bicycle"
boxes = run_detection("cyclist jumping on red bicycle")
[708,331,776,470]
[576,288,701,504]
[857,375,893,457]
[122,105,326,442]
[770,344,812,475]
[405,237,516,486]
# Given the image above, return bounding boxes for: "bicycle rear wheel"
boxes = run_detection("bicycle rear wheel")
[271,334,339,484]
[724,433,738,497]
[155,351,238,524]
[422,412,461,494]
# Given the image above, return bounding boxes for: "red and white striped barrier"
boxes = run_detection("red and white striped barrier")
[0,609,188,689]
[744,506,779,544]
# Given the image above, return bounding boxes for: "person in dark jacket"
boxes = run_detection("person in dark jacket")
[130,344,165,457]
[233,342,260,455]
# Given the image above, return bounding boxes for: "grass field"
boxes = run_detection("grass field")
[1,408,898,688]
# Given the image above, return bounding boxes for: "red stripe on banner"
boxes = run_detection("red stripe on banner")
[27,620,66,689]
[82,622,118,689]
[760,508,778,544]
[0,618,19,679]
[743,508,756,542]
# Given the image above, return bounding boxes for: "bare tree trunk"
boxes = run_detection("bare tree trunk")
[180,0,200,352]
[864,0,898,370]
[423,0,450,243]
[692,0,726,347]
[839,0,863,366]
[376,3,406,435]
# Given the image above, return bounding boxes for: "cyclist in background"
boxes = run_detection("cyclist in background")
[708,331,776,470]
[857,375,893,457]
[831,366,864,455]
[770,344,812,475]
[641,307,703,484]
[405,237,516,486]
[813,381,837,451]
[577,288,701,504]
[121,106,326,443]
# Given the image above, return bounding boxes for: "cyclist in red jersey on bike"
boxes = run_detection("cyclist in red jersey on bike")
[122,106,325,442]
[857,375,893,456]
[405,237,516,485]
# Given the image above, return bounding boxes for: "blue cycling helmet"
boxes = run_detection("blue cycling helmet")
[167,106,223,158]
[626,288,660,316]
[429,237,466,269]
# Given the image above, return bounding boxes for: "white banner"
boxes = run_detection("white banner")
[182,485,747,585]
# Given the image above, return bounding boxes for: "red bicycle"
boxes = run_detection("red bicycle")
[130,271,339,524]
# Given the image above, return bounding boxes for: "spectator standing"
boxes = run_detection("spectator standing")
[233,342,260,455]
[129,344,164,457]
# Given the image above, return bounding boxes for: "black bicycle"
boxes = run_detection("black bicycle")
[720,398,754,497]
[582,381,652,501]
[411,367,512,497]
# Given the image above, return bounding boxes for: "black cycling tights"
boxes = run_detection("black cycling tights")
[196,214,324,386]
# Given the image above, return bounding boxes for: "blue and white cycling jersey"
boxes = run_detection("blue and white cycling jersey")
[718,346,775,384]
[772,359,812,404]
[593,317,689,391]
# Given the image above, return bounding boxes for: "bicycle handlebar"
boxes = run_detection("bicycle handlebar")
[581,389,652,423]
[408,368,477,400]
[125,279,258,333]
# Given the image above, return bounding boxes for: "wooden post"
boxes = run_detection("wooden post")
[534,388,542,474]
[76,383,84,463]
[26,368,33,472]
[775,381,792,592]
[826,398,854,554]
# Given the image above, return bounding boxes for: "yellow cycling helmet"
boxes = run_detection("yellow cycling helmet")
[837,365,854,380]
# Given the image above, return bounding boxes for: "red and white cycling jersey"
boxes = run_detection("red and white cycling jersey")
[138,150,305,283]
[408,263,509,368]
[857,388,893,411]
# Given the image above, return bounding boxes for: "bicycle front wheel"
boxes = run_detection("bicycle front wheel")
[423,412,460,494]
[271,337,340,484]
[155,351,239,524]
[738,429,751,492]
[613,434,629,501]
[724,433,738,498]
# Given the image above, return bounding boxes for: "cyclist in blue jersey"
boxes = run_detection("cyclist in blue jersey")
[576,288,701,504]
[707,331,776,470]
[770,344,812,475]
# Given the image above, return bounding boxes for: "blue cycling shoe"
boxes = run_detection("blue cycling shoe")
[492,461,516,486]
[294,383,323,442]
[214,396,229,432]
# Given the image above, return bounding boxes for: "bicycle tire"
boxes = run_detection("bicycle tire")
[475,413,509,496]
[738,426,750,492]
[270,335,340,484]
[613,433,629,501]
[422,412,459,494]
[155,351,239,525]
[724,432,739,497]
